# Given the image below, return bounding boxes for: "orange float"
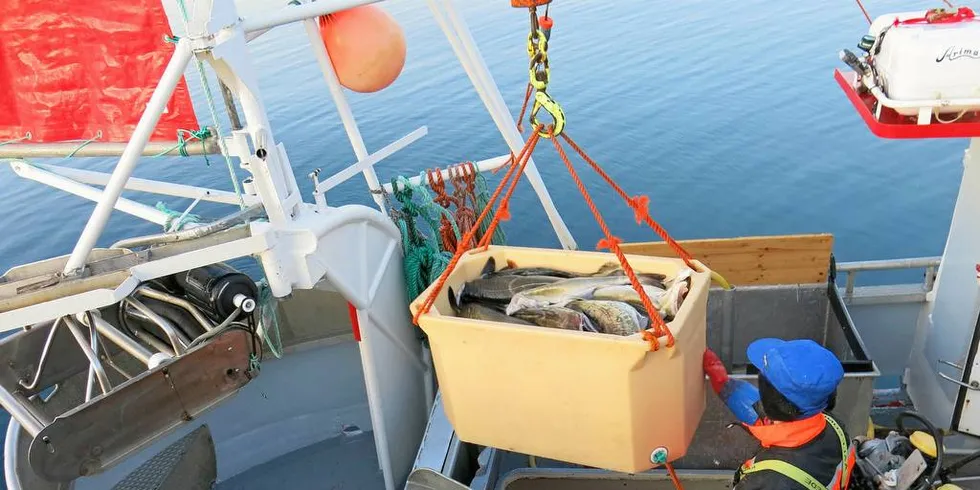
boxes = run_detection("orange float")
[317,6,406,93]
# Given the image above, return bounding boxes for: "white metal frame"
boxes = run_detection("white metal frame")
[6,0,575,288]
[0,1,581,487]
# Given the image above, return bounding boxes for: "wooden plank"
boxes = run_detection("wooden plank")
[620,234,834,286]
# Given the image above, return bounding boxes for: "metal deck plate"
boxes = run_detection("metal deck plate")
[112,425,216,490]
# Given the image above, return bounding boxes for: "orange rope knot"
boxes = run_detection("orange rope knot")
[497,202,512,222]
[559,133,698,271]
[627,195,651,225]
[596,235,622,252]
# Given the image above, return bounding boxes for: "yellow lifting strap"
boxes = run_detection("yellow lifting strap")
[739,415,848,490]
[741,460,830,490]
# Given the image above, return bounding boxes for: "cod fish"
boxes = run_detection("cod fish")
[458,257,563,303]
[460,274,563,303]
[664,268,694,288]
[593,284,669,312]
[567,300,648,336]
[447,287,533,325]
[658,280,690,319]
[504,275,633,314]
[498,259,667,286]
[512,306,599,332]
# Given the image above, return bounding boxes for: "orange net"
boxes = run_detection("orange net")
[427,169,459,253]
[450,163,479,250]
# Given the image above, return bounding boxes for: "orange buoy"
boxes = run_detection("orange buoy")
[317,6,406,93]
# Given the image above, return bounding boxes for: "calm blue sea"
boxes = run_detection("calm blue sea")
[0,0,968,485]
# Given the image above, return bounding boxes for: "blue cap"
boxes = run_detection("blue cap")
[746,338,844,418]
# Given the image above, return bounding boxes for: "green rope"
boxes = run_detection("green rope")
[152,128,213,162]
[404,173,462,251]
[64,131,102,158]
[155,201,202,231]
[256,279,284,359]
[388,177,453,302]
[383,168,509,303]
[173,0,245,209]
[474,171,506,245]
[0,132,31,147]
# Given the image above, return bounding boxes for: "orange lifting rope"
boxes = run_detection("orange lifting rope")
[416,0,732,352]
[411,123,694,351]
[414,5,714,485]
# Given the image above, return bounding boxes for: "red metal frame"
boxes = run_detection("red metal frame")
[834,69,980,139]
[347,302,362,342]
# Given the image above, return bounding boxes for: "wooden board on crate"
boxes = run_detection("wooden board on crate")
[619,234,834,286]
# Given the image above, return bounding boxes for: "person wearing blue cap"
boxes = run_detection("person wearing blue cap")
[703,338,857,490]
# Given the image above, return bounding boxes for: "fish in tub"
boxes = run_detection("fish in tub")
[446,257,692,335]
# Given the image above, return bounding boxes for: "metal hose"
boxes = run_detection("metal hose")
[110,203,264,249]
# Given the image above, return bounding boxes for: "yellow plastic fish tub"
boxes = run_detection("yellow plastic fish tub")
[409,245,711,474]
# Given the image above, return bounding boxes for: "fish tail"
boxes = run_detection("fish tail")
[447,286,460,312]
[581,315,599,333]
[506,295,536,316]
[480,256,497,278]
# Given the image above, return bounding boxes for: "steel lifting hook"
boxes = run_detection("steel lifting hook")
[530,91,565,138]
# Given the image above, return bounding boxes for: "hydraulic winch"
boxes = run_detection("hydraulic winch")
[851,411,977,490]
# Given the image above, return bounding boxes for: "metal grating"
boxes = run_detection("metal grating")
[113,425,216,490]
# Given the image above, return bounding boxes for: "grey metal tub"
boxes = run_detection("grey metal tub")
[675,282,879,469]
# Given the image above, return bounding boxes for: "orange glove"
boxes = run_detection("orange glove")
[703,348,760,425]
[703,348,729,394]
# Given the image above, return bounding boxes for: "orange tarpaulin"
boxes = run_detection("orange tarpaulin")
[0,0,198,143]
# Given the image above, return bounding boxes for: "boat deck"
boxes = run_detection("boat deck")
[217,431,384,490]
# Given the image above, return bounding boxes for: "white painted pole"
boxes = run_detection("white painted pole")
[302,19,389,213]
[428,0,577,250]
[380,153,511,193]
[8,161,172,227]
[243,0,385,34]
[35,163,258,206]
[316,127,428,195]
[63,39,194,275]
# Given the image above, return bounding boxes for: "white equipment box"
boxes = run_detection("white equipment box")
[868,9,980,116]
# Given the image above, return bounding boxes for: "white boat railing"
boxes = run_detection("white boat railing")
[836,256,941,301]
